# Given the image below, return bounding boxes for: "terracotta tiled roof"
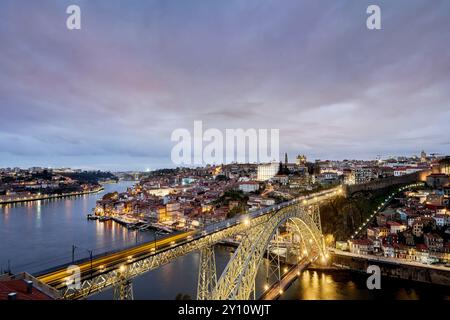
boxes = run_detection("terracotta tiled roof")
[0,279,52,300]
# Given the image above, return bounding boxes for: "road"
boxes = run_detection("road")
[260,258,313,300]
[37,230,196,289]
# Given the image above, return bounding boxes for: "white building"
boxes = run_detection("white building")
[382,244,395,258]
[348,167,373,185]
[388,221,407,234]
[349,239,373,255]
[257,162,279,181]
[433,214,449,227]
[238,181,260,193]
[261,198,275,206]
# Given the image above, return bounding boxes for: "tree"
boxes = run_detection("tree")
[175,293,192,300]
[215,175,229,181]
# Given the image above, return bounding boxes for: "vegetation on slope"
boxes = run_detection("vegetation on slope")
[320,185,404,241]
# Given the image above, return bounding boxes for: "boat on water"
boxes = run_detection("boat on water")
[87,214,99,220]
[99,216,111,222]
[138,224,151,231]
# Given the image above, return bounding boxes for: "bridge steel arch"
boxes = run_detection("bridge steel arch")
[212,204,326,300]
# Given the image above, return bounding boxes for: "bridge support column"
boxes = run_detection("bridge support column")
[197,245,217,300]
[265,230,282,294]
[113,267,134,300]
[307,204,327,255]
[308,204,322,231]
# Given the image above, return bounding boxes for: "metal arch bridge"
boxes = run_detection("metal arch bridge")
[35,187,342,300]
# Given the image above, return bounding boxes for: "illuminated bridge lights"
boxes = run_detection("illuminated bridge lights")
[37,187,341,300]
[352,183,424,240]
[242,216,251,226]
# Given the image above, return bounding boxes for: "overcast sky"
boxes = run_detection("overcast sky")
[1,0,449,171]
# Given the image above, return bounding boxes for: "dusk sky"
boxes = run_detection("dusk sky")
[1,0,449,171]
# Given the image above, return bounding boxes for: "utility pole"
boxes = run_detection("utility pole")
[72,244,76,263]
[153,230,164,252]
[88,249,93,279]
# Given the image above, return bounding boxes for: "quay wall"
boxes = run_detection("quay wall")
[0,187,104,205]
[331,253,450,286]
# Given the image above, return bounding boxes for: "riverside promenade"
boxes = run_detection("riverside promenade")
[0,187,104,205]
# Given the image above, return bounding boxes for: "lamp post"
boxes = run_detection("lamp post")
[72,245,93,277]
[154,230,164,253]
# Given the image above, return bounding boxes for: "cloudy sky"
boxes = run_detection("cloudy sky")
[0,0,449,171]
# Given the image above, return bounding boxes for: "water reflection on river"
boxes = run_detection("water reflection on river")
[280,269,450,300]
[0,181,153,273]
[1,183,449,300]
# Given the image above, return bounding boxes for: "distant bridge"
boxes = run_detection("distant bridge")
[34,187,342,300]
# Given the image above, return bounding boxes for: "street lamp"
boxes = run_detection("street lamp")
[153,230,164,253]
[72,245,93,272]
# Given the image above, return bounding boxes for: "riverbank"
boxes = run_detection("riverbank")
[0,187,104,205]
[107,216,174,234]
[331,251,450,286]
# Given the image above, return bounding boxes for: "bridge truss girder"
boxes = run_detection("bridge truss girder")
[61,213,271,299]
[113,269,134,300]
[197,245,217,300]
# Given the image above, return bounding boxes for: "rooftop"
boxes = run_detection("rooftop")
[0,279,52,300]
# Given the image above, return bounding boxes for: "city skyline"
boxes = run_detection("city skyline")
[1,0,450,171]
[0,150,443,173]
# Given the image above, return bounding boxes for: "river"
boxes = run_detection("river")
[1,182,448,300]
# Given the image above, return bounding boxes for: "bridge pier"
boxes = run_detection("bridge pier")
[197,245,217,300]
[265,230,282,294]
[113,267,134,300]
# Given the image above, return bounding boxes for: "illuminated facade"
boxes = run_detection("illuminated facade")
[257,162,279,181]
